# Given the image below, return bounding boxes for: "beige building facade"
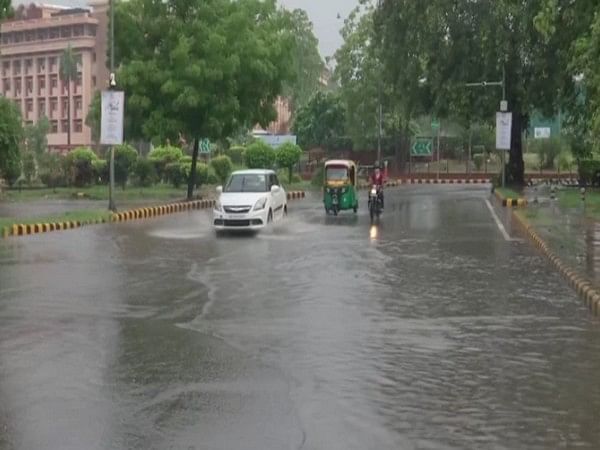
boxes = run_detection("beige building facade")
[0,2,109,152]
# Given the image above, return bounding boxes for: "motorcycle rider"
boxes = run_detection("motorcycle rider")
[369,162,385,209]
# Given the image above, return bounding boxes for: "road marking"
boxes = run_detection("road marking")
[485,199,522,242]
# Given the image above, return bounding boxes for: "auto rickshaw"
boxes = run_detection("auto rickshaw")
[323,160,359,215]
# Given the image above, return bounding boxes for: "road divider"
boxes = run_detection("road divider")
[111,199,215,222]
[512,210,600,316]
[2,217,108,238]
[494,190,527,208]
[287,191,306,200]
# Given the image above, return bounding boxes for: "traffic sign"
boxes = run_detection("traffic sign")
[496,112,512,150]
[431,118,440,130]
[200,138,211,154]
[411,137,433,156]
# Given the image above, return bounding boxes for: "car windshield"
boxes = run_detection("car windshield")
[326,166,349,181]
[225,174,268,193]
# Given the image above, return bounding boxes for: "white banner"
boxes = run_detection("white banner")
[534,127,551,139]
[496,112,512,150]
[256,134,297,148]
[100,90,125,145]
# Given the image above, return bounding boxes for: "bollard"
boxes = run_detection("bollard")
[581,187,586,203]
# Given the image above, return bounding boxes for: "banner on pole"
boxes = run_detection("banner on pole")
[100,90,125,145]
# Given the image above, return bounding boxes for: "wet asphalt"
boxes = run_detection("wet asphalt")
[1,185,600,450]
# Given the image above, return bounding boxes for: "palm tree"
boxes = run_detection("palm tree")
[59,44,78,149]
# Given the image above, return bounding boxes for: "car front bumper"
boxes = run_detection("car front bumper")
[213,209,268,230]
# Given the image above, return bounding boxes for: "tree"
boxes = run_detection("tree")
[244,140,275,169]
[65,147,98,187]
[39,153,65,191]
[59,45,78,149]
[0,97,23,184]
[24,116,50,157]
[210,155,233,185]
[0,0,13,19]
[280,9,324,115]
[114,0,294,200]
[374,0,572,185]
[113,144,138,188]
[275,142,303,183]
[86,91,101,146]
[293,91,347,151]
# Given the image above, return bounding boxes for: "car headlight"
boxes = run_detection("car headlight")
[253,197,267,211]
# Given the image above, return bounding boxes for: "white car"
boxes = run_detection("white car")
[213,169,287,231]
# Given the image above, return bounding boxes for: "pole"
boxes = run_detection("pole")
[502,64,506,189]
[467,127,472,175]
[108,0,116,211]
[436,125,440,180]
[377,102,382,163]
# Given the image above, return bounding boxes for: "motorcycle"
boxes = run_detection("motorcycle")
[368,185,383,221]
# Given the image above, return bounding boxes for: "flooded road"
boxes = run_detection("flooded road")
[1,185,599,450]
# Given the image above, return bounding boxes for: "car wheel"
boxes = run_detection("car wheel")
[284,205,288,216]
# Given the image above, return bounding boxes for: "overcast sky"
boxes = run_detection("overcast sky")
[278,0,358,58]
[13,0,357,57]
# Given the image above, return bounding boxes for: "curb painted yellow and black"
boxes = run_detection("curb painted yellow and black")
[512,211,600,316]
[494,190,527,208]
[287,191,306,200]
[2,217,108,238]
[111,199,215,222]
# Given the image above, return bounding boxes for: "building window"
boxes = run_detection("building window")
[75,73,82,93]
[25,120,33,127]
[37,28,48,40]
[2,79,10,95]
[1,33,11,45]
[38,99,46,118]
[61,98,69,117]
[25,59,32,75]
[61,119,69,133]
[13,61,20,76]
[50,120,58,133]
[2,61,10,77]
[37,57,45,73]
[49,57,57,72]
[50,98,58,117]
[74,25,84,37]
[13,32,23,43]
[26,99,33,113]
[74,119,83,133]
[74,96,82,111]
[14,78,21,96]
[50,74,58,91]
[49,28,59,39]
[25,31,35,42]
[60,26,72,38]
[86,24,97,37]
[38,76,46,95]
[25,77,33,96]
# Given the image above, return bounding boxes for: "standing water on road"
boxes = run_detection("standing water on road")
[1,186,600,450]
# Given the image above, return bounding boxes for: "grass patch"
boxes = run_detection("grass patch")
[0,209,112,231]
[497,187,523,199]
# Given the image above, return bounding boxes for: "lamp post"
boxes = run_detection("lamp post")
[108,0,116,211]
[466,64,508,188]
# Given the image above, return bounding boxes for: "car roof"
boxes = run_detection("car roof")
[231,169,275,175]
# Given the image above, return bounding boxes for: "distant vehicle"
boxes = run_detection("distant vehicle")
[213,169,287,232]
[323,159,359,215]
[368,184,383,221]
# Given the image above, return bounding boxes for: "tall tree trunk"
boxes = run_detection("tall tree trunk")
[67,79,71,149]
[508,111,525,186]
[187,137,199,200]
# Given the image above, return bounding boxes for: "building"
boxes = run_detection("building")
[0,2,109,152]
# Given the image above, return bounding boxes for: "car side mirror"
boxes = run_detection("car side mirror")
[271,185,281,193]
[216,186,223,194]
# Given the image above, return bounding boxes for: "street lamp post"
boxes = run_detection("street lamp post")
[108,0,116,211]
[466,64,508,188]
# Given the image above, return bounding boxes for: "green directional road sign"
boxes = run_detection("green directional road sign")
[411,137,433,156]
[200,138,211,154]
[431,118,440,130]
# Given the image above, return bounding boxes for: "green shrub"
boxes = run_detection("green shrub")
[244,140,275,169]
[473,154,485,171]
[556,151,574,171]
[114,144,138,189]
[21,151,36,184]
[578,160,600,185]
[148,145,184,180]
[523,152,540,171]
[275,142,303,183]
[133,158,156,187]
[225,145,245,164]
[210,155,233,185]
[65,147,98,187]
[181,162,210,187]
[181,155,193,164]
[39,153,66,189]
[92,159,108,184]
[165,162,187,188]
[311,165,324,187]
[529,138,562,170]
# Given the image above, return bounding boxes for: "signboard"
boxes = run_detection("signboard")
[431,118,440,130]
[411,137,433,156]
[200,138,211,154]
[534,127,551,139]
[496,112,512,150]
[100,90,124,145]
[257,134,297,148]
